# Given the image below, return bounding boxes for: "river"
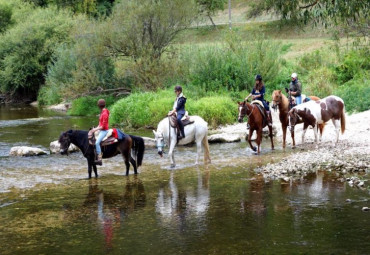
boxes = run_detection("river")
[0,105,369,254]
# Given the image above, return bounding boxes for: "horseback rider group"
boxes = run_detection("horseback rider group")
[93,73,302,165]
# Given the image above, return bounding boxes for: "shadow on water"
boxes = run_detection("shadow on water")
[0,105,369,254]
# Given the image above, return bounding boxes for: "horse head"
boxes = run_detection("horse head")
[153,130,165,157]
[288,108,300,132]
[237,101,247,123]
[58,130,72,155]
[271,90,283,111]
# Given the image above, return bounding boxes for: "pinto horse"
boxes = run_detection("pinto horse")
[288,95,346,146]
[153,115,211,168]
[237,101,274,154]
[59,130,145,178]
[271,90,325,148]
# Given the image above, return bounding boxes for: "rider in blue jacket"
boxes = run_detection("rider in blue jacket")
[245,74,272,126]
[168,85,186,139]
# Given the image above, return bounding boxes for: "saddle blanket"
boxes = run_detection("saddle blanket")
[91,128,126,146]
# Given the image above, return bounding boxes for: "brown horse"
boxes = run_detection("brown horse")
[59,130,145,178]
[238,101,274,154]
[271,90,324,148]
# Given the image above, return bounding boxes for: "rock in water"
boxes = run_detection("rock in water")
[10,146,47,156]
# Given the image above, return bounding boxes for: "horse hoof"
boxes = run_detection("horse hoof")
[170,164,176,168]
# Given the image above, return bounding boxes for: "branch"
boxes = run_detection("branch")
[299,0,320,9]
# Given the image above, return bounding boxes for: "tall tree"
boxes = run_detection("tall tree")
[197,0,227,27]
[247,0,369,31]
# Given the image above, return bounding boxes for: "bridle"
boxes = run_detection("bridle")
[239,103,255,120]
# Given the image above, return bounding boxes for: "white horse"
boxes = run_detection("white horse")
[153,115,211,168]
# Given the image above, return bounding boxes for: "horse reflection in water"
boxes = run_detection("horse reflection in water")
[156,169,210,232]
[79,177,146,251]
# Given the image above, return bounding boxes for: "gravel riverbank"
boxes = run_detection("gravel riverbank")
[216,110,370,187]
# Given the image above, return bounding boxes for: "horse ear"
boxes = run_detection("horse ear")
[278,90,281,94]
[153,130,157,136]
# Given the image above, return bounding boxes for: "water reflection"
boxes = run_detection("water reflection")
[156,168,210,233]
[65,176,146,251]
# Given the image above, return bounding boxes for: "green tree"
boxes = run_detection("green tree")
[247,0,369,30]
[197,0,227,27]
[0,3,12,33]
[104,0,198,60]
[0,6,75,100]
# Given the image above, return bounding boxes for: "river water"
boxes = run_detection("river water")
[0,105,369,254]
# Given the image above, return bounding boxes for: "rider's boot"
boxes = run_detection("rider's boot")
[95,153,103,166]
[178,121,185,140]
[266,111,272,126]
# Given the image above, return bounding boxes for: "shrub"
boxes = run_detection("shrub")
[188,96,236,128]
[303,67,336,98]
[334,48,370,84]
[335,74,370,113]
[178,35,281,94]
[68,96,117,116]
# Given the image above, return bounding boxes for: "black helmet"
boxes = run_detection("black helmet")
[255,74,262,81]
[174,85,182,92]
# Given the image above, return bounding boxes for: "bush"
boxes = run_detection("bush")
[68,96,117,116]
[110,89,237,128]
[303,67,336,98]
[178,35,281,94]
[335,74,370,113]
[335,48,370,84]
[188,96,236,128]
[0,5,75,99]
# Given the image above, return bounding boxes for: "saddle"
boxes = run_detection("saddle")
[251,100,269,127]
[169,111,194,128]
[88,129,118,146]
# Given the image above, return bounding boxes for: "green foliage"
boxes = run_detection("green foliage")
[303,67,336,98]
[247,0,369,29]
[43,19,117,101]
[334,48,370,84]
[0,5,75,99]
[197,0,227,26]
[68,95,116,116]
[188,96,236,128]
[335,74,370,113]
[110,89,237,128]
[0,3,12,33]
[178,34,281,94]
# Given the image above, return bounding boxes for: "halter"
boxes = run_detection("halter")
[239,103,255,120]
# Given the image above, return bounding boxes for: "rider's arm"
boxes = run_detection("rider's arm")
[245,93,252,101]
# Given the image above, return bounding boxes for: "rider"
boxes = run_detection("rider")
[168,85,186,140]
[245,74,272,126]
[91,99,109,165]
[289,73,302,105]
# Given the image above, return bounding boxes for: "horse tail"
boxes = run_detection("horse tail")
[202,135,211,164]
[340,107,346,134]
[129,135,145,166]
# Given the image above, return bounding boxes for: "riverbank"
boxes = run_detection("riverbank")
[247,110,370,185]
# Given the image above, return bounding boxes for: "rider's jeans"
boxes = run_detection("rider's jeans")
[296,95,302,105]
[96,130,108,155]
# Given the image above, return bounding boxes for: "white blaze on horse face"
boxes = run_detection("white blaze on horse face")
[238,106,242,119]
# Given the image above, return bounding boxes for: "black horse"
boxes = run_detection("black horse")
[58,130,145,178]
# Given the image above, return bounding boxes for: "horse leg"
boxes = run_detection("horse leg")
[247,129,257,152]
[290,127,296,149]
[168,138,176,168]
[282,124,287,149]
[302,123,309,145]
[87,160,92,179]
[93,164,98,178]
[195,139,202,165]
[332,119,340,144]
[256,129,262,154]
[125,159,130,176]
[130,156,137,174]
[268,125,274,150]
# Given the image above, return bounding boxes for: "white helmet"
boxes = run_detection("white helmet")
[291,73,298,78]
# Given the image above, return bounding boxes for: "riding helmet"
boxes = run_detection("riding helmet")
[174,85,182,92]
[97,99,106,108]
[255,74,262,81]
